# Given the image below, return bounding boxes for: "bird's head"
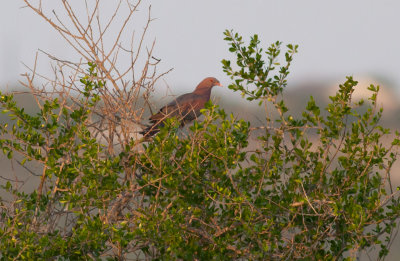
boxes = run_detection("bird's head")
[195,77,222,93]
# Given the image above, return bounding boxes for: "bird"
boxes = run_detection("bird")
[140,77,222,137]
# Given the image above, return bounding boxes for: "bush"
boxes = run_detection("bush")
[1,1,399,260]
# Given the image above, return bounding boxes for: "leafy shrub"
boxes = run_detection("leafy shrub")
[0,4,399,260]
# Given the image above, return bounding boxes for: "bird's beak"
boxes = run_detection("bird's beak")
[216,82,223,87]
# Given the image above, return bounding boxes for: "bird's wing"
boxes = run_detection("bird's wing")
[149,93,201,123]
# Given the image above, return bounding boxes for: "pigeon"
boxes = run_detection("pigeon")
[140,77,222,137]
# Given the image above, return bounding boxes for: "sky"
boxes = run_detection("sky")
[1,0,400,96]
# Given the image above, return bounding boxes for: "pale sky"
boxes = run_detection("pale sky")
[1,0,400,95]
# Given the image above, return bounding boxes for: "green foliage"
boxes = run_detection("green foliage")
[135,103,250,259]
[0,66,124,259]
[0,31,399,260]
[222,30,297,105]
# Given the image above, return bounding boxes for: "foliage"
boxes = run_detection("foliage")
[1,5,400,260]
[0,64,125,259]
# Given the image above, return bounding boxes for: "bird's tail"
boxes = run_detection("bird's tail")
[139,123,163,137]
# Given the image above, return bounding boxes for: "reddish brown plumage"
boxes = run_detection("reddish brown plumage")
[140,77,222,137]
